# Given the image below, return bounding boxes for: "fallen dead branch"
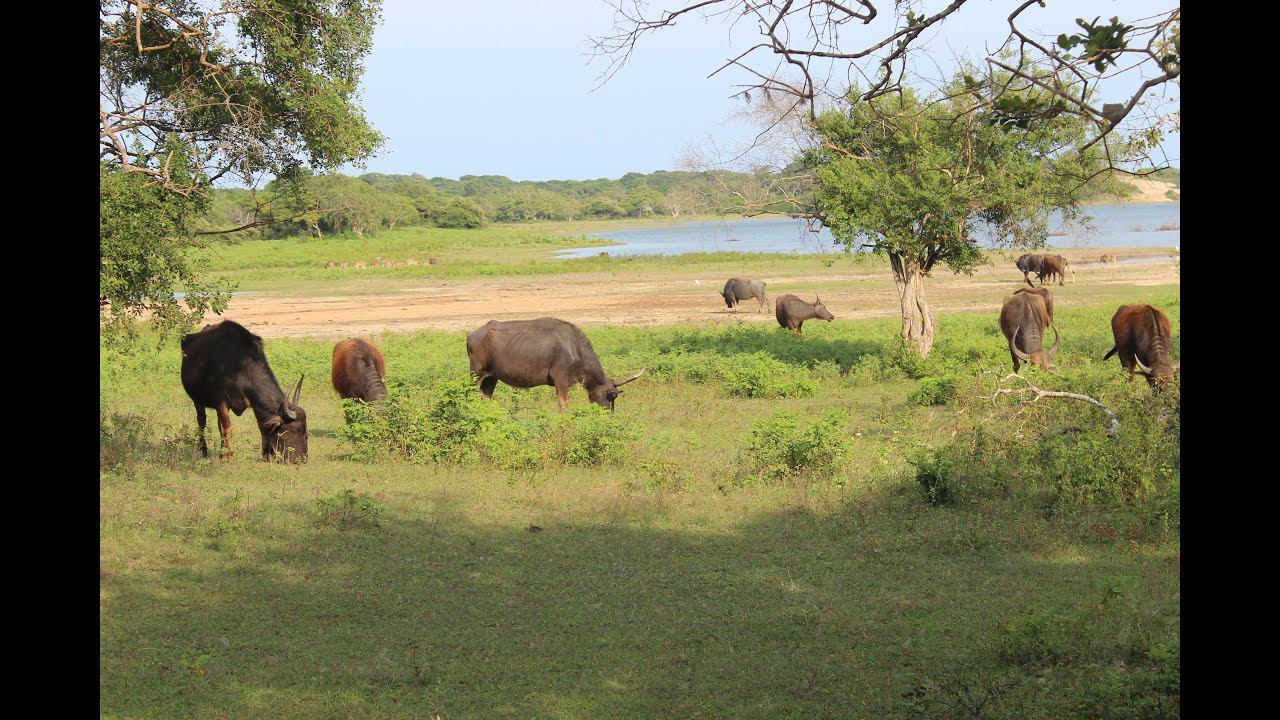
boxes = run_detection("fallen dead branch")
[992,373,1120,438]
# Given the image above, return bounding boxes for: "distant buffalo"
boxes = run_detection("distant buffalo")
[1099,253,1117,264]
[1103,304,1175,388]
[331,338,388,402]
[720,277,769,313]
[1015,254,1044,287]
[180,320,307,462]
[775,294,834,336]
[1038,255,1074,285]
[466,318,644,411]
[999,291,1059,372]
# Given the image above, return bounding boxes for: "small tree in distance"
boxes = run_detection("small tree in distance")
[803,74,1102,357]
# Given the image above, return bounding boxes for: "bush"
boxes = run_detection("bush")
[742,409,851,482]
[338,376,636,469]
[909,429,1015,506]
[548,405,635,466]
[908,375,957,405]
[720,352,817,398]
[314,489,384,529]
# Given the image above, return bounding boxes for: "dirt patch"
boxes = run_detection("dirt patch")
[207,253,1179,339]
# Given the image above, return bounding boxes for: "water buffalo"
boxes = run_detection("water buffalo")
[1103,304,1175,388]
[466,318,645,411]
[775,294,834,336]
[999,291,1059,372]
[331,338,388,402]
[1037,254,1074,286]
[1012,286,1054,322]
[180,320,307,462]
[720,277,769,313]
[1015,253,1044,287]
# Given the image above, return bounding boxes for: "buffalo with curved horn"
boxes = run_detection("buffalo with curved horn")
[999,291,1059,372]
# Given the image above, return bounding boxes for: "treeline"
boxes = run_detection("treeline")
[196,169,793,240]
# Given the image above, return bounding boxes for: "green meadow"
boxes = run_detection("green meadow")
[101,286,1180,719]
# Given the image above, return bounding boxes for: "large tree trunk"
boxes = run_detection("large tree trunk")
[889,252,935,357]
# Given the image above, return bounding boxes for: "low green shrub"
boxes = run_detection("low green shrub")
[720,352,817,398]
[908,375,957,405]
[339,376,635,469]
[742,409,851,482]
[314,489,384,529]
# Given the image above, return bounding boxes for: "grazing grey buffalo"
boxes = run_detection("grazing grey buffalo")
[180,320,307,462]
[1015,254,1044,286]
[775,294,834,336]
[720,277,769,313]
[331,338,388,402]
[998,292,1059,372]
[1103,304,1175,389]
[466,318,645,411]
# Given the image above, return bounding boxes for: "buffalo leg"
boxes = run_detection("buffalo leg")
[216,402,234,460]
[195,404,209,458]
[478,376,498,398]
[554,383,570,411]
[1011,352,1021,374]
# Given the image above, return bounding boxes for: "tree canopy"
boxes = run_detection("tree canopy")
[100,0,385,343]
[803,72,1104,356]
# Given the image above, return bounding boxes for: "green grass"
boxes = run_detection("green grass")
[101,292,1179,719]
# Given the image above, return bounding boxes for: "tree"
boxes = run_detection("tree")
[803,78,1098,356]
[100,0,385,343]
[593,1,1179,175]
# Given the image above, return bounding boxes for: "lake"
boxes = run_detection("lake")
[555,202,1180,258]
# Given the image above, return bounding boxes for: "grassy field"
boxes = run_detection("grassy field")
[102,273,1180,718]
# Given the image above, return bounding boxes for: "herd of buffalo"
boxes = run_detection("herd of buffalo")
[179,259,1176,463]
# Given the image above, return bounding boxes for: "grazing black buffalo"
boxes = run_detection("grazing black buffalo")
[775,294,834,336]
[466,318,645,411]
[998,291,1059,372]
[720,277,769,312]
[1103,304,1176,389]
[331,338,388,402]
[1015,253,1044,287]
[180,320,308,462]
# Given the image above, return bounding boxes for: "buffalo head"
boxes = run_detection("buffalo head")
[589,369,646,411]
[813,295,835,322]
[261,374,308,462]
[1010,324,1060,371]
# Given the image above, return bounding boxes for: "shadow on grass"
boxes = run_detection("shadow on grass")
[100,491,1178,719]
[656,325,887,370]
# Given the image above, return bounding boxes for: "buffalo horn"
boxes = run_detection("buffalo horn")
[291,374,304,405]
[1133,354,1152,374]
[1009,326,1032,361]
[615,369,646,387]
[1047,323,1060,358]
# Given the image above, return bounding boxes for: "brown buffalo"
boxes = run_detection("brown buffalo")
[180,320,307,462]
[1103,304,1175,388]
[1012,286,1054,322]
[466,318,644,411]
[775,294,834,335]
[1099,253,1117,264]
[999,292,1059,372]
[331,338,388,402]
[1037,254,1074,286]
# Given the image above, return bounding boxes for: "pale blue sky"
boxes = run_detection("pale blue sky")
[351,1,1179,181]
